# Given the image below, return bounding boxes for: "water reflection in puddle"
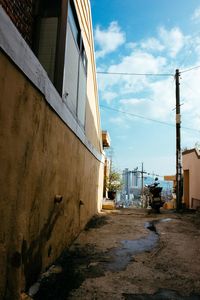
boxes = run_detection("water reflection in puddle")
[105,218,172,272]
[159,218,172,223]
[106,232,158,271]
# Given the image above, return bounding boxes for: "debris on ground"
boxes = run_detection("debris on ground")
[31,208,200,300]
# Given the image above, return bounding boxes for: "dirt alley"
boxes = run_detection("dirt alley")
[33,208,200,300]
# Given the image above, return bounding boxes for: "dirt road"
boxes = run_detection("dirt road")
[33,208,200,300]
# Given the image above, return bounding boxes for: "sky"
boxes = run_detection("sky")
[90,0,200,177]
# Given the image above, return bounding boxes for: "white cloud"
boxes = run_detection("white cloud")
[126,42,137,50]
[94,21,125,59]
[147,78,175,120]
[107,115,131,128]
[97,50,167,100]
[126,27,185,59]
[181,68,200,131]
[141,38,164,52]
[109,116,125,124]
[182,129,200,149]
[158,27,185,57]
[117,77,175,123]
[109,51,166,74]
[96,21,200,139]
[192,7,200,22]
[120,98,149,105]
[101,91,118,103]
[192,36,200,59]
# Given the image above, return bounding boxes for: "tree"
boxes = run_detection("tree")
[106,169,123,192]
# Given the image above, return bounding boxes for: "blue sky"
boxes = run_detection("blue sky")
[90,0,200,176]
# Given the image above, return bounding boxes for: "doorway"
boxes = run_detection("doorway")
[183,170,190,208]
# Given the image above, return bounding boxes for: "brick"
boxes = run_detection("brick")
[1,0,34,46]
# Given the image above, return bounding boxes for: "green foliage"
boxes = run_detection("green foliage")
[105,169,123,192]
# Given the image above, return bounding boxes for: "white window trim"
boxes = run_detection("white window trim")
[0,7,104,163]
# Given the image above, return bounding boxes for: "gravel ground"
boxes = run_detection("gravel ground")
[32,208,200,300]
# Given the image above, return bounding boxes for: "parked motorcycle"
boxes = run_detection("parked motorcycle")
[145,179,164,213]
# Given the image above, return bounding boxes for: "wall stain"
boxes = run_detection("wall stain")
[1,54,102,299]
[23,203,63,290]
[11,251,22,268]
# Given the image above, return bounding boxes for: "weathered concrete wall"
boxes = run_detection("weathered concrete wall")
[182,149,200,208]
[0,52,104,299]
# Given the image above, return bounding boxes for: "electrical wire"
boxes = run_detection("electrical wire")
[179,31,200,70]
[101,104,174,126]
[100,104,200,133]
[97,66,200,76]
[180,65,200,74]
[97,71,174,76]
[97,63,200,77]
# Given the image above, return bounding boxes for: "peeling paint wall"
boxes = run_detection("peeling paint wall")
[0,52,104,299]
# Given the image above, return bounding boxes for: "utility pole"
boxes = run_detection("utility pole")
[175,69,182,211]
[108,147,114,171]
[141,162,144,197]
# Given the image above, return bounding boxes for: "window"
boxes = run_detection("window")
[33,0,68,94]
[62,0,87,128]
[68,3,80,48]
[33,0,87,128]
[33,0,61,83]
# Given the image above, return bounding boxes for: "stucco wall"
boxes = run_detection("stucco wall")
[182,149,200,208]
[0,52,104,299]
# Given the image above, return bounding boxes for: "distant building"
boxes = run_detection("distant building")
[122,168,142,201]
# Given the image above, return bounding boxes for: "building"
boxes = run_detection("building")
[0,1,104,298]
[122,168,141,201]
[182,148,200,209]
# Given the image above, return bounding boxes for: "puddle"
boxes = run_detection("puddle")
[157,218,172,223]
[105,218,172,272]
[145,218,172,232]
[106,232,158,271]
[31,218,173,299]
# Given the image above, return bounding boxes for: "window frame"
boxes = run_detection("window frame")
[32,0,88,129]
[64,0,88,129]
[32,0,69,95]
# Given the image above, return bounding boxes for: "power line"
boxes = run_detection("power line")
[97,66,200,76]
[180,65,200,74]
[179,31,200,70]
[123,168,165,178]
[97,71,173,77]
[100,104,200,133]
[101,104,174,126]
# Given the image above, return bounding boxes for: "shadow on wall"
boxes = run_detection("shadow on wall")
[0,49,103,298]
[11,201,64,291]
